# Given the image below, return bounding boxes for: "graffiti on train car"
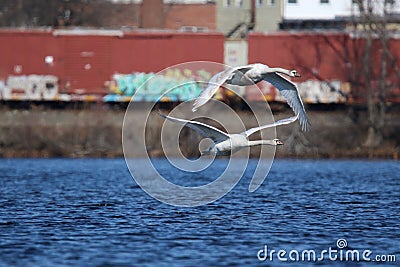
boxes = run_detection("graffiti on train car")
[104,69,213,102]
[0,75,59,101]
[0,73,357,104]
[246,79,349,104]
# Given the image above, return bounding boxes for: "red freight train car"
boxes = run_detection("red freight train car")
[0,29,224,96]
[248,32,400,103]
[248,32,353,82]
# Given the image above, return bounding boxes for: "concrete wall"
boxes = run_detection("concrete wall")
[224,40,248,66]
[217,0,284,33]
[216,0,251,33]
[255,0,283,32]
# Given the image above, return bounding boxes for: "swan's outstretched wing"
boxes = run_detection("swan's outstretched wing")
[243,115,298,137]
[263,73,310,131]
[159,113,229,143]
[192,64,254,112]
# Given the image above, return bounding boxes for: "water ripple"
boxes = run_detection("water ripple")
[0,159,398,266]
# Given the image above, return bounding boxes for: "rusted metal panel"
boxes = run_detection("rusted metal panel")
[60,35,112,94]
[0,30,57,79]
[112,32,224,73]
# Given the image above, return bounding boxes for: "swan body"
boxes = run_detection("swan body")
[193,63,309,131]
[159,112,298,156]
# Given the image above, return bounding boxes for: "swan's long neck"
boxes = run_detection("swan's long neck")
[266,67,291,75]
[247,140,276,147]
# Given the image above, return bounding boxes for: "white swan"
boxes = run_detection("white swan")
[159,112,298,156]
[192,63,309,131]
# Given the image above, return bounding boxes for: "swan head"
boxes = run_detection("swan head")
[289,70,301,78]
[273,139,284,146]
[200,146,214,156]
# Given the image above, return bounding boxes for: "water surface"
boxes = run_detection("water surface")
[0,159,398,266]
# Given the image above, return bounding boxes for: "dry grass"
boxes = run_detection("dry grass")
[0,106,398,159]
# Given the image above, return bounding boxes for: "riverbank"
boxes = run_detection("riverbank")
[0,103,398,159]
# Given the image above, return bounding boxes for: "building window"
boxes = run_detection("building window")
[235,0,243,7]
[256,0,275,6]
[288,0,297,4]
[387,0,395,5]
[256,0,276,7]
[224,0,231,7]
[320,0,329,3]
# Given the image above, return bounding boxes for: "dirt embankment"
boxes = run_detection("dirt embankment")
[0,103,399,159]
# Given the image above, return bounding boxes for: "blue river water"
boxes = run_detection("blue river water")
[0,158,399,266]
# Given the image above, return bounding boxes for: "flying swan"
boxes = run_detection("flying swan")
[159,112,298,156]
[192,63,309,131]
